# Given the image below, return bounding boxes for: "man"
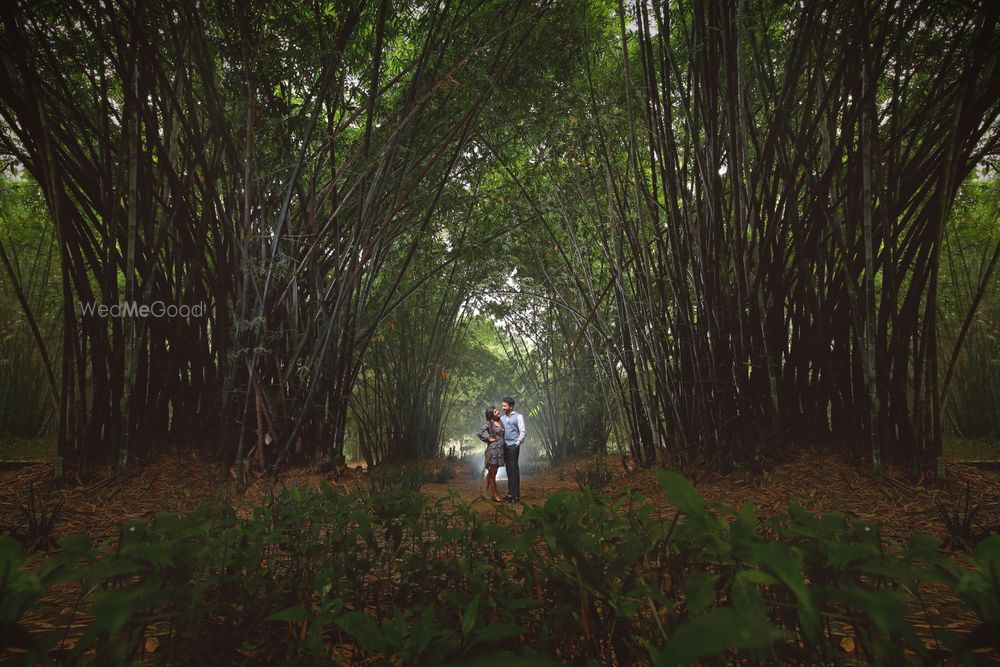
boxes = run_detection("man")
[500,396,525,502]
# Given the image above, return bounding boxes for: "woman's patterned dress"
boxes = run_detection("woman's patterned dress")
[477,421,505,467]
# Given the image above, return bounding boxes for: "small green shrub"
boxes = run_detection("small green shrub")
[429,466,455,484]
[573,456,613,492]
[369,464,424,493]
[936,482,991,549]
[2,482,64,551]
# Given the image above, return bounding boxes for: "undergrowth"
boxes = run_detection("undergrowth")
[1,472,998,665]
[1,482,64,551]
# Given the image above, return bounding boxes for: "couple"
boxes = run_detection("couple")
[477,396,525,503]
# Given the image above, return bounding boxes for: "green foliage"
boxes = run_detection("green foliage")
[493,281,613,462]
[2,474,999,664]
[1,0,607,472]
[441,316,521,454]
[654,608,786,666]
[941,175,1000,440]
[1,0,997,480]
[0,177,59,440]
[0,534,83,656]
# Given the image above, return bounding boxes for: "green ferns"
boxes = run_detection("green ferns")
[2,474,998,665]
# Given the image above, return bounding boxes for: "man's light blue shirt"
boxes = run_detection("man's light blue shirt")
[501,411,526,447]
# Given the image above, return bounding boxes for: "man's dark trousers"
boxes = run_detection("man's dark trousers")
[504,444,520,499]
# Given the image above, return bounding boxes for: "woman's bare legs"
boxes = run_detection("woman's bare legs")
[487,465,501,500]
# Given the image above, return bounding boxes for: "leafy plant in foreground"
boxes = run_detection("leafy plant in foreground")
[1,473,999,665]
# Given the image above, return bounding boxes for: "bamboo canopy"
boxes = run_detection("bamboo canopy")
[1,0,998,476]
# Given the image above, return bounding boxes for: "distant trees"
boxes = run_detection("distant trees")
[0,177,59,440]
[497,293,613,462]
[939,175,1000,440]
[349,220,480,466]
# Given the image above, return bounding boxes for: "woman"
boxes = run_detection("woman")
[476,406,505,502]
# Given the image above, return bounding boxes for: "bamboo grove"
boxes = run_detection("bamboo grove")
[1,0,998,476]
[0,0,590,476]
[493,0,1000,473]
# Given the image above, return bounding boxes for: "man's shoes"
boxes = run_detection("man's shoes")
[502,496,519,503]
[502,495,513,502]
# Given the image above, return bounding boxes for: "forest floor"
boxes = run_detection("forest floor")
[2,444,998,553]
[2,446,999,663]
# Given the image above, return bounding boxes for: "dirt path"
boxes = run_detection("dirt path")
[419,461,579,508]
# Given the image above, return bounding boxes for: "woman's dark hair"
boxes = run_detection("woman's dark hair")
[485,406,497,422]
